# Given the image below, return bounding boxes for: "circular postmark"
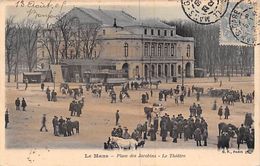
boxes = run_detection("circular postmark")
[181,0,229,25]
[229,0,258,46]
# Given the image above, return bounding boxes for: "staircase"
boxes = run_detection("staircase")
[50,65,64,83]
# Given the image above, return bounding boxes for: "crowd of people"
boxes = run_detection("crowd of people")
[52,116,79,137]
[69,98,84,117]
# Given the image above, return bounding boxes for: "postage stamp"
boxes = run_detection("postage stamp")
[220,0,259,46]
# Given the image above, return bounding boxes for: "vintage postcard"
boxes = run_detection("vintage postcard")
[0,0,259,165]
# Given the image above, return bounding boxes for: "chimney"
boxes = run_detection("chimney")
[113,18,117,27]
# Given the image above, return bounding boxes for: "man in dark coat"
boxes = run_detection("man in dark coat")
[148,125,156,141]
[46,87,51,101]
[59,116,65,135]
[5,109,9,128]
[143,121,148,139]
[196,92,200,101]
[184,124,190,141]
[116,126,123,138]
[41,82,45,91]
[194,127,202,146]
[116,110,120,126]
[197,104,202,117]
[40,114,48,132]
[202,129,208,146]
[52,116,59,136]
[111,128,117,137]
[172,124,178,143]
[15,97,20,110]
[239,124,246,144]
[21,98,27,111]
[153,114,159,132]
[218,106,223,119]
[119,92,123,102]
[69,101,75,116]
[224,106,230,119]
[160,118,167,142]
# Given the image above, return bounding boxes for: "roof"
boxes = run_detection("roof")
[77,8,137,27]
[70,7,173,29]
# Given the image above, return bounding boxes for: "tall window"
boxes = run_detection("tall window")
[158,44,162,56]
[158,29,160,36]
[164,30,167,36]
[151,29,154,35]
[103,29,106,35]
[144,43,148,56]
[42,51,44,58]
[151,43,155,57]
[171,30,173,36]
[124,42,128,57]
[144,28,147,35]
[171,43,175,57]
[164,44,168,56]
[187,44,191,57]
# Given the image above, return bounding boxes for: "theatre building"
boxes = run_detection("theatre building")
[37,7,195,82]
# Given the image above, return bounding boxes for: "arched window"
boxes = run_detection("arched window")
[187,44,191,57]
[124,42,128,57]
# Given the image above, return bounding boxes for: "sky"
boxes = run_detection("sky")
[6,1,188,24]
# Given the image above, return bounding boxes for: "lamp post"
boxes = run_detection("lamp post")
[181,55,184,87]
[53,71,56,90]
[149,54,152,90]
[177,44,184,87]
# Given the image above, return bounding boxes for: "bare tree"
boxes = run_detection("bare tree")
[13,23,23,88]
[56,14,73,59]
[5,16,16,82]
[20,19,41,72]
[80,23,102,59]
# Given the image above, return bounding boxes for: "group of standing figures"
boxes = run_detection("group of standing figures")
[69,98,84,117]
[15,97,27,111]
[52,116,80,137]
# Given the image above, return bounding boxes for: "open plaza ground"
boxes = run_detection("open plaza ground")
[5,76,254,150]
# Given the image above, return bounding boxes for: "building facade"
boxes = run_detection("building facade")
[37,7,195,82]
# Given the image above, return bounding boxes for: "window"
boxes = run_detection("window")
[144,43,148,56]
[151,29,154,35]
[151,44,155,57]
[158,29,160,36]
[158,44,162,56]
[164,30,167,36]
[103,29,106,35]
[124,42,128,57]
[171,44,175,56]
[164,44,168,56]
[144,28,147,35]
[42,51,44,57]
[187,44,191,57]
[70,50,73,59]
[171,30,173,36]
